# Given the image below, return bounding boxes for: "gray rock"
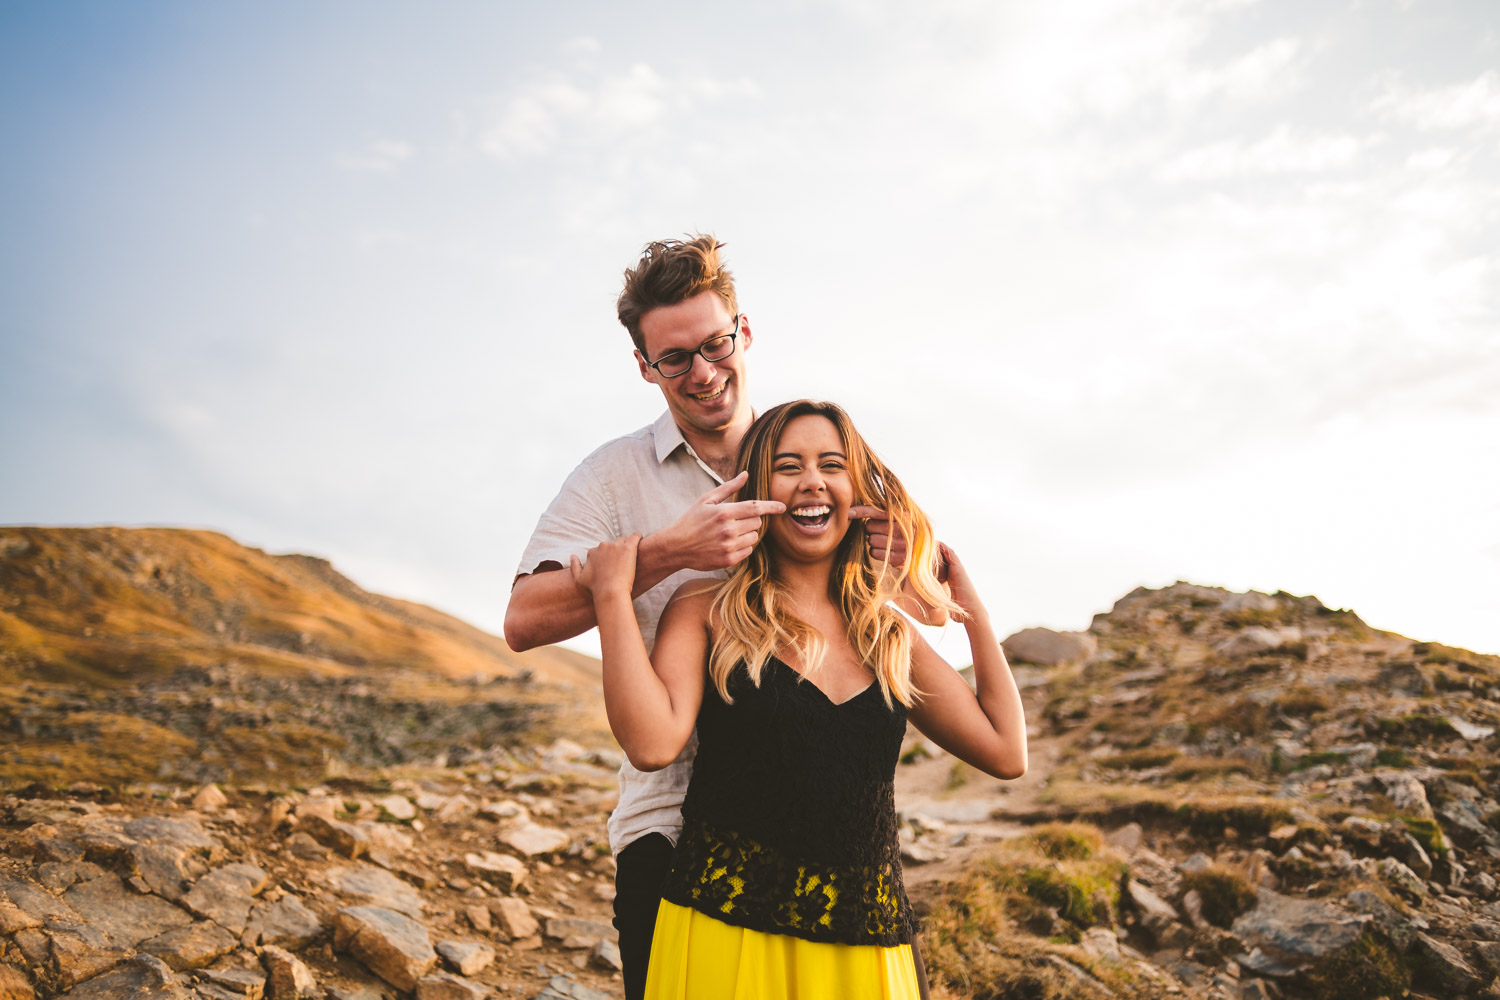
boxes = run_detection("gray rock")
[56,954,190,999]
[500,823,571,857]
[543,917,617,949]
[1178,853,1214,875]
[1377,771,1435,820]
[1440,799,1500,848]
[33,919,131,990]
[138,920,239,970]
[488,897,539,941]
[589,939,622,973]
[180,864,269,935]
[122,816,220,854]
[376,795,417,822]
[1001,627,1097,665]
[127,842,208,901]
[1231,890,1371,973]
[1346,888,1426,950]
[284,833,328,861]
[0,873,77,924]
[1220,591,1278,613]
[1377,857,1428,901]
[298,814,369,859]
[415,972,489,1000]
[1216,627,1299,658]
[1474,939,1500,974]
[1106,823,1143,853]
[435,941,494,976]
[324,866,425,919]
[1412,931,1483,994]
[333,905,437,993]
[532,977,615,1000]
[0,897,43,935]
[260,945,317,999]
[199,964,267,998]
[241,895,325,950]
[35,861,107,892]
[463,852,527,893]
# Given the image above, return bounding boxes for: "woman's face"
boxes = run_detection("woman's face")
[764,414,856,563]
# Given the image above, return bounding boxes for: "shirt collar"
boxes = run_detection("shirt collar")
[651,409,689,465]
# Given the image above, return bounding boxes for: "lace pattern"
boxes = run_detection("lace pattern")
[662,816,913,947]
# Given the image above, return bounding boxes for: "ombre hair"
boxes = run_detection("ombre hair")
[708,400,960,708]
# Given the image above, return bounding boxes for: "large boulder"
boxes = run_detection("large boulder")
[1232,890,1371,976]
[332,906,436,993]
[1001,628,1097,666]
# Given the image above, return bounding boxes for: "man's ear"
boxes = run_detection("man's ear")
[635,350,657,385]
[738,314,752,352]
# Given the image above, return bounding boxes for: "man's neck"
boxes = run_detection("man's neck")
[678,413,753,482]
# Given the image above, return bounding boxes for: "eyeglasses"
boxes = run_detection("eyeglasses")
[644,316,741,378]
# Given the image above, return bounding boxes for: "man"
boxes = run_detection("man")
[506,236,932,999]
[506,236,779,999]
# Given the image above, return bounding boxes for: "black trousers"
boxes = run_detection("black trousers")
[612,832,932,1000]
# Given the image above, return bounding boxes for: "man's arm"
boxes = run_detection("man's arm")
[504,473,784,651]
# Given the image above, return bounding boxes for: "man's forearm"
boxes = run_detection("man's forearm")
[503,534,683,651]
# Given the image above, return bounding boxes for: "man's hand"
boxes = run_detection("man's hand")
[850,505,907,569]
[570,534,642,602]
[648,471,785,572]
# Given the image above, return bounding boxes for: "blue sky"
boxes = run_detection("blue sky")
[3,0,1498,657]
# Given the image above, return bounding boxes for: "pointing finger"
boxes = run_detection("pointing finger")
[699,471,749,505]
[848,505,887,520]
[724,499,786,519]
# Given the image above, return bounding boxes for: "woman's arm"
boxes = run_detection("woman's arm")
[906,543,1028,780]
[571,534,709,771]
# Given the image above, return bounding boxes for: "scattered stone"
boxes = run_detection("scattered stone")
[1001,627,1097,665]
[543,917,617,949]
[62,872,195,947]
[479,801,528,823]
[242,895,325,950]
[1377,772,1435,820]
[1078,926,1121,962]
[1178,853,1213,875]
[1346,888,1426,950]
[333,905,437,993]
[416,971,489,1000]
[500,824,571,858]
[55,954,188,1000]
[532,976,615,1000]
[1106,823,1143,853]
[1231,890,1370,974]
[435,940,494,976]
[464,851,528,893]
[0,965,35,1000]
[376,795,417,821]
[260,945,317,999]
[127,842,208,901]
[299,814,368,860]
[464,905,491,933]
[199,964,267,997]
[181,863,269,935]
[488,898,540,941]
[324,865,426,919]
[1450,718,1495,741]
[435,796,477,824]
[139,920,239,970]
[1412,931,1483,994]
[589,938,622,973]
[1376,858,1428,902]
[1215,627,1300,658]
[193,785,229,811]
[285,833,327,860]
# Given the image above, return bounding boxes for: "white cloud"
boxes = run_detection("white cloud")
[1159,125,1365,179]
[1371,70,1500,131]
[335,139,416,172]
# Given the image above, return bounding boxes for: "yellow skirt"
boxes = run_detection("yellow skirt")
[644,899,919,1000]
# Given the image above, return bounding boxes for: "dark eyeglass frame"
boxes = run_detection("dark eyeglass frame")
[644,315,741,378]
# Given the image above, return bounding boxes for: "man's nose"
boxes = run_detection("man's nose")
[687,352,716,383]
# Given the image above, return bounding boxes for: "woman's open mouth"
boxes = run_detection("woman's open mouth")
[788,503,833,533]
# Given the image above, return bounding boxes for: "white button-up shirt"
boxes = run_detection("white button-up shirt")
[515,410,724,854]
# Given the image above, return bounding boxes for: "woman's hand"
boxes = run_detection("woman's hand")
[938,542,985,620]
[570,534,642,602]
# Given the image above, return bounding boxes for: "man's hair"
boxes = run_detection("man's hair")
[617,235,738,355]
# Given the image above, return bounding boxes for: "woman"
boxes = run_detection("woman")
[572,400,1027,999]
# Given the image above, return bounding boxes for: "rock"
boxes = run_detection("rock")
[324,865,425,919]
[138,920,239,970]
[590,939,622,972]
[1377,857,1429,901]
[199,965,267,997]
[1106,823,1143,853]
[0,964,35,1000]
[1231,890,1370,973]
[0,898,42,935]
[261,945,317,999]
[1078,926,1121,961]
[193,785,229,811]
[1178,853,1214,875]
[464,851,528,893]
[1377,772,1435,820]
[1346,888,1426,950]
[416,972,489,1000]
[123,816,220,854]
[544,916,617,949]
[1215,627,1300,658]
[1338,815,1385,851]
[333,906,437,993]
[127,842,208,901]
[1476,871,1498,899]
[62,872,194,947]
[478,801,528,823]
[533,976,615,1000]
[500,824,571,858]
[181,863,269,935]
[1220,591,1278,613]
[41,919,133,989]
[435,796,477,824]
[488,898,540,941]
[55,954,189,999]
[1474,939,1500,974]
[242,895,325,950]
[1450,718,1495,741]
[1181,889,1210,931]
[35,861,106,892]
[1001,627,1097,666]
[285,833,327,860]
[298,814,368,859]
[1412,931,1483,994]
[1440,799,1500,848]
[464,905,492,933]
[376,795,416,821]
[435,940,494,976]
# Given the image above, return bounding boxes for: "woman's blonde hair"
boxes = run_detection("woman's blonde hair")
[708,400,959,708]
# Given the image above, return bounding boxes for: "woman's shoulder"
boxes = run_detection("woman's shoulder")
[663,579,720,628]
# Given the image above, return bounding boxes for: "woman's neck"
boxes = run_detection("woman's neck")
[774,554,836,607]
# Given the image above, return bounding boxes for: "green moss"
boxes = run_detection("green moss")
[1176,797,1294,837]
[1295,751,1350,770]
[1376,714,1457,739]
[1399,816,1449,860]
[1302,929,1411,1000]
[1181,866,1257,928]
[1029,823,1104,861]
[1014,863,1122,928]
[1375,747,1410,768]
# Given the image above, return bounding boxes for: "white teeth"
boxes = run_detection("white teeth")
[791,505,831,518]
[690,385,724,401]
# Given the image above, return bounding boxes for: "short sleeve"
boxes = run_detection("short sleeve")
[513,459,617,584]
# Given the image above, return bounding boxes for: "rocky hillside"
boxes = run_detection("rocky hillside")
[4,535,1500,999]
[0,527,606,789]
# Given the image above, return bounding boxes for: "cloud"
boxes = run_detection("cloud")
[1159,125,1366,180]
[1371,70,1500,131]
[335,139,416,172]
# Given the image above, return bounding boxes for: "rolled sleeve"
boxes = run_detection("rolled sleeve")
[514,459,617,583]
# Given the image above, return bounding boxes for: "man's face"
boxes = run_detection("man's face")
[636,289,752,438]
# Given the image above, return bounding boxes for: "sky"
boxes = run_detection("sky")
[2,0,1497,661]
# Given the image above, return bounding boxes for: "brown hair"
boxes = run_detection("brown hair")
[708,400,960,708]
[617,235,738,354]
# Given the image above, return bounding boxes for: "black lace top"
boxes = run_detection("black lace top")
[659,656,913,947]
